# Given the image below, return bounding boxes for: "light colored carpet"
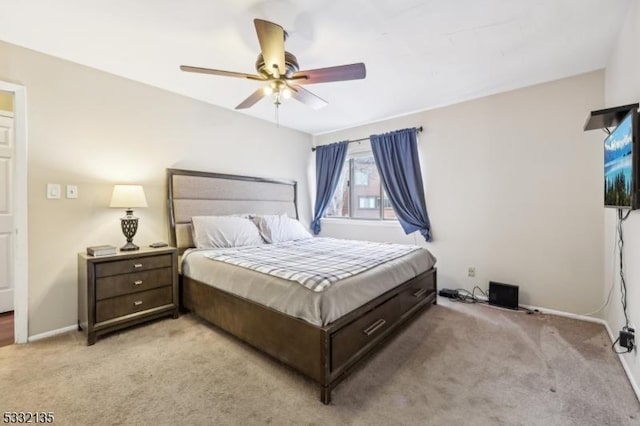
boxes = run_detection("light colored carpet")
[1,299,638,425]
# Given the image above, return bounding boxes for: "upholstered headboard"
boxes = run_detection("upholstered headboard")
[167,168,299,254]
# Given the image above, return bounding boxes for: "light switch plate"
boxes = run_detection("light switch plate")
[46,183,61,199]
[66,185,78,199]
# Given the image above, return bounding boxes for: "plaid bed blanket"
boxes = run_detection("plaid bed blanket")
[204,237,421,292]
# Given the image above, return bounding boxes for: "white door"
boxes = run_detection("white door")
[0,112,14,313]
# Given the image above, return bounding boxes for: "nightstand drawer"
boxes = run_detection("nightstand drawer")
[95,286,173,323]
[95,254,173,277]
[96,267,173,300]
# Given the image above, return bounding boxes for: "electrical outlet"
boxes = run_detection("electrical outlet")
[66,185,78,199]
[468,267,476,277]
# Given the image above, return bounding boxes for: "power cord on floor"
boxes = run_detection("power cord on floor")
[447,286,539,315]
[451,287,488,304]
[472,286,488,299]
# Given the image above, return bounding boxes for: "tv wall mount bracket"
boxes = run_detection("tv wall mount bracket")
[584,103,639,132]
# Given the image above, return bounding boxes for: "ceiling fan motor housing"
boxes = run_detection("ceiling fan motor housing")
[256,52,299,78]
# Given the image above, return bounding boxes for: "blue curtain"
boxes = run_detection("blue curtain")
[311,141,348,234]
[370,128,432,242]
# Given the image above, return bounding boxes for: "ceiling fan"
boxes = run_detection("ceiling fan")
[180,19,366,111]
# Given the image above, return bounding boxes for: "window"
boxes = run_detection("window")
[358,196,378,209]
[324,152,397,220]
[354,170,369,186]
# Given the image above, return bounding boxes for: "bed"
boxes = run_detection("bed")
[167,168,438,404]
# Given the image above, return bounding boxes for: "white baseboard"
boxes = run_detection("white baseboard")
[28,324,78,342]
[519,303,607,324]
[519,303,640,402]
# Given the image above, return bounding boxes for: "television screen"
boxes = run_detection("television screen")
[604,110,637,208]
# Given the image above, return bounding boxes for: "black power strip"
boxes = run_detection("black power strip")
[438,288,459,299]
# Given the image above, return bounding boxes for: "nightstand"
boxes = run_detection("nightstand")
[78,246,179,345]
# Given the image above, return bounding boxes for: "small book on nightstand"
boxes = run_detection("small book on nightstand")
[86,245,117,256]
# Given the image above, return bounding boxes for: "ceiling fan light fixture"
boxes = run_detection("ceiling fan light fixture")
[281,87,292,99]
[263,86,273,95]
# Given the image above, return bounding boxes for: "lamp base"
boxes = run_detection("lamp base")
[120,241,140,251]
[120,213,140,251]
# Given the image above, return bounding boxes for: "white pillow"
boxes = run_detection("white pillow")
[251,214,313,243]
[191,216,265,249]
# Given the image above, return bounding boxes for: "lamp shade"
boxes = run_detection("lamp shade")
[109,185,148,208]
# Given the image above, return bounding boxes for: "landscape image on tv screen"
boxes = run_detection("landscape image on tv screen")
[604,112,633,207]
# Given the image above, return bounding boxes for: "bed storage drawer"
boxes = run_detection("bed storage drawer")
[329,269,436,373]
[95,254,173,277]
[330,294,403,370]
[397,276,436,313]
[95,286,173,323]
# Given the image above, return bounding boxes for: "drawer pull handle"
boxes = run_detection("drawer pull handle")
[133,300,143,307]
[133,263,143,269]
[412,288,427,298]
[363,319,386,336]
[133,280,143,286]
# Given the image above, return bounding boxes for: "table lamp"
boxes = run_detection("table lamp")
[109,184,148,251]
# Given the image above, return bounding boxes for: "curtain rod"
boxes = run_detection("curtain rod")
[311,126,423,152]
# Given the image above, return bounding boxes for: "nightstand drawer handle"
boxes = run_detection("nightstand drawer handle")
[133,263,143,269]
[133,300,143,307]
[133,280,143,286]
[412,288,427,298]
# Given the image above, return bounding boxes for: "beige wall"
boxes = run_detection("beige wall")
[0,90,12,111]
[604,0,640,393]
[314,71,605,314]
[0,41,313,336]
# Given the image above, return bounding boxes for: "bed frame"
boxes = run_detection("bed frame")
[167,168,437,404]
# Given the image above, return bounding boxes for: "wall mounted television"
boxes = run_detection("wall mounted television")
[604,108,639,209]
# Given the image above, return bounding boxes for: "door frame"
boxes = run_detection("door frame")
[0,81,28,343]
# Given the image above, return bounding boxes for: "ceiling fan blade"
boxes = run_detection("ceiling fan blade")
[235,88,267,110]
[292,63,366,85]
[254,19,285,77]
[289,85,328,110]
[180,65,263,81]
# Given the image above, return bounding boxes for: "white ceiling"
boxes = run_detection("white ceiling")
[0,0,631,134]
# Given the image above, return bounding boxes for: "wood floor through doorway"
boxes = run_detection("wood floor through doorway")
[0,311,14,347]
